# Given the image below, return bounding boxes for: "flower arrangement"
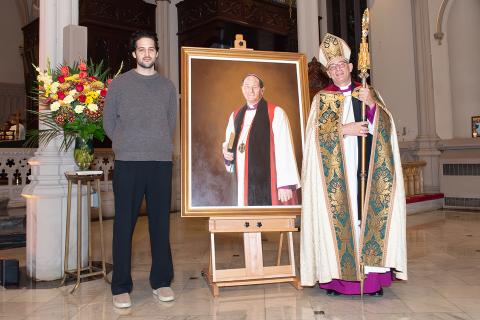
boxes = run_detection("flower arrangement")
[29,60,120,151]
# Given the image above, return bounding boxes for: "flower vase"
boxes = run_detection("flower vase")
[74,136,94,171]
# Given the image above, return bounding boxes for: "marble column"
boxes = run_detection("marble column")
[22,0,89,281]
[411,0,441,193]
[156,1,181,211]
[156,1,170,78]
[296,0,320,60]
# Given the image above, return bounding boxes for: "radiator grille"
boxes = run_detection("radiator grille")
[443,163,480,176]
[444,197,480,208]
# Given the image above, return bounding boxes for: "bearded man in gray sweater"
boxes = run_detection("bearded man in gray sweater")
[103,30,178,309]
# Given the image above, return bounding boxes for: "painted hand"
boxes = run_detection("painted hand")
[278,188,293,203]
[222,143,234,161]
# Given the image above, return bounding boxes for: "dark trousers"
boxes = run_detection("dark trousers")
[111,160,173,295]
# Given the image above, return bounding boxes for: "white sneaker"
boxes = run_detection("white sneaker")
[153,287,175,302]
[112,292,132,308]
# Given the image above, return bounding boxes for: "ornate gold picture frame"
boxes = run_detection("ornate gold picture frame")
[181,47,310,217]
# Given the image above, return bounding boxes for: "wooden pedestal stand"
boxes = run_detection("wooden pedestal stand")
[203,215,301,296]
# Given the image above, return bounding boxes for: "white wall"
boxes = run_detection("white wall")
[0,0,25,84]
[368,0,418,142]
[448,0,480,138]
[429,0,454,140]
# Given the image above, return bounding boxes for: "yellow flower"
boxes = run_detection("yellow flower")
[66,74,80,82]
[59,83,70,91]
[90,81,104,90]
[85,96,93,104]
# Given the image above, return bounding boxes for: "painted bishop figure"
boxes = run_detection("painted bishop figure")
[222,74,300,206]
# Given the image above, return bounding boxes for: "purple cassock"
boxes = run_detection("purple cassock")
[319,272,393,295]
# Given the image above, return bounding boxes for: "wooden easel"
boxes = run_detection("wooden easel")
[204,215,301,296]
[202,36,302,296]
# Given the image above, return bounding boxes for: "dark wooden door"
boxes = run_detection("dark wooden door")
[326,0,367,81]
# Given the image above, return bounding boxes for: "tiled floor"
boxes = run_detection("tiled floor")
[1,210,480,319]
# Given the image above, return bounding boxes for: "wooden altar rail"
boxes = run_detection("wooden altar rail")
[402,161,426,196]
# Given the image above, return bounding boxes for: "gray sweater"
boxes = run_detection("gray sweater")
[103,69,177,161]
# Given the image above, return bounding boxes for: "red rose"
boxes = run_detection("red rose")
[89,76,97,81]
[107,79,112,85]
[76,84,84,92]
[58,75,65,83]
[61,66,69,76]
[78,95,86,103]
[57,91,66,100]
[100,89,107,97]
[79,62,87,71]
[79,71,88,79]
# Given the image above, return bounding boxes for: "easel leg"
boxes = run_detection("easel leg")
[276,232,284,266]
[206,232,220,297]
[211,282,219,297]
[291,277,303,290]
[288,231,302,290]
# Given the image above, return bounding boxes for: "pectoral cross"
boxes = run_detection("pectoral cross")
[238,143,246,153]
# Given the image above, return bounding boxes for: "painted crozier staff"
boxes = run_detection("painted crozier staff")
[222,74,300,206]
[300,33,407,296]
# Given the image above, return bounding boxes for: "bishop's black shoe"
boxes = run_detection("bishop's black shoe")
[326,289,341,296]
[367,288,384,297]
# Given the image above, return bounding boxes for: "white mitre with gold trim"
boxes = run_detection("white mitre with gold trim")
[319,33,351,67]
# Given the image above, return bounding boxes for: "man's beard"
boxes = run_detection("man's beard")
[137,58,155,69]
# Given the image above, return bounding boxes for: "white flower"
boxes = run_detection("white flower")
[50,82,59,94]
[50,101,61,111]
[38,73,53,86]
[87,103,98,112]
[74,104,85,114]
[69,89,77,96]
[63,95,74,104]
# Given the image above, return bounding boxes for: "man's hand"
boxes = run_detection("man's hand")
[342,121,369,137]
[357,87,376,107]
[222,143,234,161]
[278,188,293,202]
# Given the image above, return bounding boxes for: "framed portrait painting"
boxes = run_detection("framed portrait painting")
[181,47,310,217]
[472,116,480,138]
